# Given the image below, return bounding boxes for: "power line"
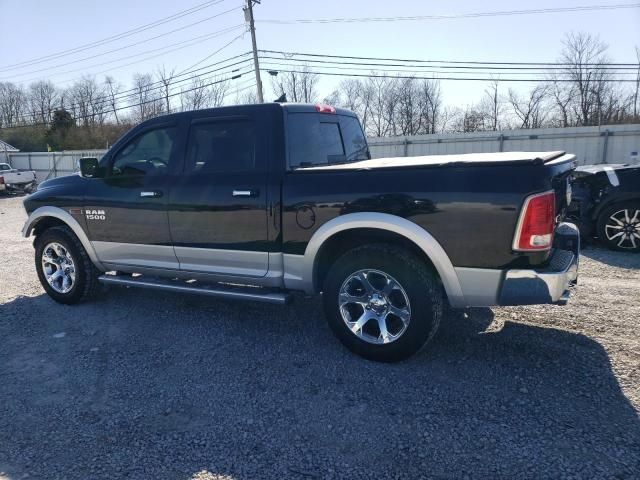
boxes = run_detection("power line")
[259,50,640,68]
[12,58,255,124]
[176,27,248,75]
[0,0,235,72]
[258,3,640,24]
[4,71,249,130]
[258,56,640,75]
[260,67,639,83]
[1,25,246,83]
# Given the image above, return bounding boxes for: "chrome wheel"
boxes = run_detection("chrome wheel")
[41,242,76,294]
[338,269,411,345]
[605,208,640,249]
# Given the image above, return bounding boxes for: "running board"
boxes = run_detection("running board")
[98,275,291,305]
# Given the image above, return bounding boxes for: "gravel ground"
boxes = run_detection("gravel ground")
[1,194,639,480]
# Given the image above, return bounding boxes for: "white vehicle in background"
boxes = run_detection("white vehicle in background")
[0,163,37,194]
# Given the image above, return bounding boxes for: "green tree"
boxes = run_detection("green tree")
[45,108,75,150]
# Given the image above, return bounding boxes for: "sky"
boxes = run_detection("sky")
[0,0,639,108]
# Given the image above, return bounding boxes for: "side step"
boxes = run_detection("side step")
[98,274,291,305]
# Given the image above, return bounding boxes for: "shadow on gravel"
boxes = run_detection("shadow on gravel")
[581,244,640,269]
[1,291,639,479]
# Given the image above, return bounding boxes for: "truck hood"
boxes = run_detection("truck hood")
[298,151,575,171]
[36,172,83,190]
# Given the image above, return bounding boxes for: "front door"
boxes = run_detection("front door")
[84,122,182,270]
[168,115,269,277]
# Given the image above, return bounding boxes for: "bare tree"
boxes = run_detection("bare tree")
[27,80,59,125]
[558,32,613,126]
[208,78,230,107]
[180,77,211,111]
[67,77,108,128]
[480,79,502,131]
[131,73,163,121]
[104,76,122,124]
[0,82,26,127]
[395,77,421,135]
[366,75,395,137]
[508,84,550,129]
[156,66,175,114]
[271,66,319,103]
[417,79,442,134]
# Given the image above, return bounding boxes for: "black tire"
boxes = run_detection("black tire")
[596,201,640,252]
[35,225,102,304]
[322,244,443,362]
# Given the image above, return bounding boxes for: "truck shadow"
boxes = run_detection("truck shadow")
[1,291,638,479]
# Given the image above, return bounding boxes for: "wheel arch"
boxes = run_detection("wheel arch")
[284,213,465,307]
[592,194,640,222]
[23,206,105,270]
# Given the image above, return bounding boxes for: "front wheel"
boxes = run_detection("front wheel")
[35,226,101,304]
[322,244,443,362]
[596,202,640,252]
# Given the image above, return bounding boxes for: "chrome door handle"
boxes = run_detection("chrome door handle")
[140,191,163,198]
[233,189,259,197]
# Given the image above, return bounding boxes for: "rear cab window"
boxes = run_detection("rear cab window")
[287,112,369,169]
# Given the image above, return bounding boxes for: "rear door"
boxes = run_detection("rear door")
[168,113,270,277]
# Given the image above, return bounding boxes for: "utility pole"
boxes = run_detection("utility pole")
[244,0,264,103]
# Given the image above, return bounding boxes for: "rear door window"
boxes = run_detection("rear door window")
[185,120,257,173]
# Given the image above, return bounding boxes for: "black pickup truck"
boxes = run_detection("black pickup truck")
[22,103,580,362]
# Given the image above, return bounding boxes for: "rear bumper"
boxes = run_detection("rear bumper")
[454,223,580,307]
[500,222,580,305]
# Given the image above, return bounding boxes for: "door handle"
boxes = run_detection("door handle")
[232,189,259,198]
[140,190,163,198]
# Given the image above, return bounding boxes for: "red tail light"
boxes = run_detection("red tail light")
[0,176,4,185]
[315,104,336,114]
[513,191,556,251]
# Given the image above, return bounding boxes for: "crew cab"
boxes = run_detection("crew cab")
[22,103,580,362]
[0,162,37,193]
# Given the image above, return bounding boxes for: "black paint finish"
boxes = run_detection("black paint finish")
[281,160,573,269]
[24,103,576,272]
[568,164,640,237]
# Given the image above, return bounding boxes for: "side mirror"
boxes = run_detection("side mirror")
[79,157,101,178]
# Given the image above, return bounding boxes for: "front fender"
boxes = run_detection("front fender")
[22,206,105,271]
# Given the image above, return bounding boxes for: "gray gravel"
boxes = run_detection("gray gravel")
[1,194,639,480]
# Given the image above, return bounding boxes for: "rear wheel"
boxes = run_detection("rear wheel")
[322,244,443,362]
[35,226,102,304]
[597,202,640,252]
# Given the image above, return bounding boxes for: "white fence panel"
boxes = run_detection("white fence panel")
[368,124,640,166]
[4,124,639,181]
[8,150,107,182]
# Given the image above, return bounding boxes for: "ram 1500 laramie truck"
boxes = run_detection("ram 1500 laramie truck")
[22,103,580,362]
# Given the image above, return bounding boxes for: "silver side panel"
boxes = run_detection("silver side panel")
[283,212,466,307]
[92,241,179,270]
[22,206,105,271]
[174,246,268,277]
[454,267,504,307]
